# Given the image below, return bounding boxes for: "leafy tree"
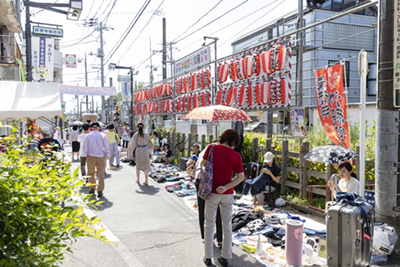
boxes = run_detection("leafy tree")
[0,122,111,266]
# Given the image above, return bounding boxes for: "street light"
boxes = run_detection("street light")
[203,36,219,105]
[108,63,139,130]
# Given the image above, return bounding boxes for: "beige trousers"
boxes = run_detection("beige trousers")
[87,155,106,192]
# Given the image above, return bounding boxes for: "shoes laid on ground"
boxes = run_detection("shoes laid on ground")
[218,257,228,267]
[88,189,95,194]
[203,258,211,266]
[97,191,103,197]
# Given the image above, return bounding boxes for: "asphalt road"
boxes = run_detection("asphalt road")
[63,157,265,267]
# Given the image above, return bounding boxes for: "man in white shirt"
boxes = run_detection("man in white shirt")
[78,123,90,183]
[82,122,109,197]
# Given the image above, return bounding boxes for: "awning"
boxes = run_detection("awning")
[0,81,62,121]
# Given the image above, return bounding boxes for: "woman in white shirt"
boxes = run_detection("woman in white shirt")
[328,162,360,198]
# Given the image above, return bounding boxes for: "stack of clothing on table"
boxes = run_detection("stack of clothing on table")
[149,164,186,183]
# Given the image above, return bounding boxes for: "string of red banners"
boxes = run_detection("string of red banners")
[217,36,292,110]
[134,36,292,114]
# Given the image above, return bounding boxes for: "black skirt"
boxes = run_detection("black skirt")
[72,141,80,152]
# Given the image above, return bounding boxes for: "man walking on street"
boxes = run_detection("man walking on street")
[82,122,109,197]
[78,123,90,184]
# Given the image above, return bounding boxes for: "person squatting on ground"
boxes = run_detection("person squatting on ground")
[82,122,109,198]
[192,143,200,157]
[130,122,151,185]
[186,139,223,249]
[78,123,90,183]
[121,123,130,150]
[200,130,245,267]
[161,143,173,164]
[69,125,80,160]
[106,124,121,168]
[242,152,281,206]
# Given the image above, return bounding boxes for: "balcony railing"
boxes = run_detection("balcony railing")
[0,35,23,65]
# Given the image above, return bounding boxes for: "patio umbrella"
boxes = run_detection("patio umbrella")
[304,145,359,165]
[185,105,252,122]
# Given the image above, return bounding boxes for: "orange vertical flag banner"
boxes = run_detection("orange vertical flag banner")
[315,64,350,148]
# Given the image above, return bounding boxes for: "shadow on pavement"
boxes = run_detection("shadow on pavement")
[136,184,160,195]
[92,196,114,211]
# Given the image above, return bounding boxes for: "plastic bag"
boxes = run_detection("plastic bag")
[373,222,398,255]
[275,197,286,207]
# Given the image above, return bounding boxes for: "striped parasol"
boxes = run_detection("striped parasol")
[185,105,252,122]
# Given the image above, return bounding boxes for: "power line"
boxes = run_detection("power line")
[92,0,107,19]
[32,0,60,15]
[173,0,249,43]
[172,0,224,42]
[218,0,288,48]
[83,0,96,21]
[103,0,152,66]
[176,0,278,55]
[117,0,166,61]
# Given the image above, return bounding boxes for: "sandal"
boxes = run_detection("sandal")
[143,182,148,186]
[135,180,140,184]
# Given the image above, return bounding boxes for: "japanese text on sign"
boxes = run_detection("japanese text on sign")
[175,46,211,75]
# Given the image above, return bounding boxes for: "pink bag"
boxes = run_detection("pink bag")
[197,145,216,200]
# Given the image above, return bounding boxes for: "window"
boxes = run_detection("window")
[202,120,207,124]
[367,63,377,96]
[328,60,350,87]
[343,0,354,9]
[322,0,332,10]
[268,28,273,40]
[333,0,343,11]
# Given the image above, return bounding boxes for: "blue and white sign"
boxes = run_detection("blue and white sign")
[121,82,131,101]
[175,46,210,76]
[31,36,54,82]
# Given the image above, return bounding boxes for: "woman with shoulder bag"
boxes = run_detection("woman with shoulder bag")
[200,130,245,267]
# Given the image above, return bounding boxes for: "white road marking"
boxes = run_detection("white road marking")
[82,206,145,267]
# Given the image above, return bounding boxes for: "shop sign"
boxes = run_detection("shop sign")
[290,107,307,138]
[33,26,63,37]
[118,75,131,82]
[175,46,210,75]
[31,36,54,82]
[65,54,77,68]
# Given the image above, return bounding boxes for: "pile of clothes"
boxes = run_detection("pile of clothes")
[149,164,187,183]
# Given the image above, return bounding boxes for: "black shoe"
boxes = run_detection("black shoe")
[88,189,95,194]
[217,242,222,248]
[218,257,228,267]
[97,191,103,197]
[203,257,211,266]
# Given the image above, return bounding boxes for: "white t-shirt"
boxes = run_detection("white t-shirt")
[338,177,360,194]
[78,133,89,155]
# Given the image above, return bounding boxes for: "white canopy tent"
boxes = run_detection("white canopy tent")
[0,81,62,121]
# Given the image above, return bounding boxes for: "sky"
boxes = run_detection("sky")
[23,0,301,113]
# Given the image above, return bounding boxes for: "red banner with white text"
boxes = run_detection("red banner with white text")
[315,64,350,148]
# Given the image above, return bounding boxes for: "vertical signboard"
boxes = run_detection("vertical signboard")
[290,107,307,138]
[31,36,54,81]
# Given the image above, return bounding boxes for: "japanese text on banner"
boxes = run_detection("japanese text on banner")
[314,64,350,148]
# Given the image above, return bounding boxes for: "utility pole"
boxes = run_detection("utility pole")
[162,18,167,80]
[149,37,153,85]
[25,0,32,80]
[85,53,89,113]
[168,42,177,77]
[297,0,304,107]
[100,21,105,122]
[376,0,400,260]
